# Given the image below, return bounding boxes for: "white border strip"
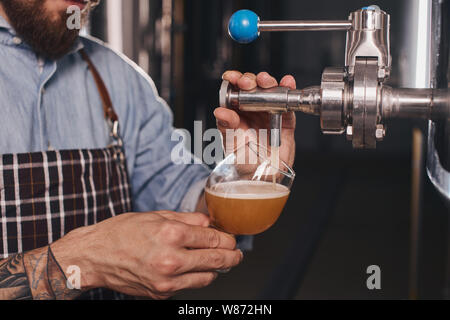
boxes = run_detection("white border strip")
[415,0,431,88]
[107,0,124,53]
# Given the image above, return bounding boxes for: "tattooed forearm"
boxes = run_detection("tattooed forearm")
[0,253,32,300]
[0,247,82,300]
[46,246,82,300]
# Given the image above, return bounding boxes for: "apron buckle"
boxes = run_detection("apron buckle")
[108,120,125,163]
[108,120,123,146]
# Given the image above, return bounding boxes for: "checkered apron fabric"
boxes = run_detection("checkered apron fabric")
[0,50,137,300]
[0,146,133,299]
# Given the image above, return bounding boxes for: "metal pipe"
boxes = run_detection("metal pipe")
[220,80,322,115]
[237,87,322,114]
[270,113,282,147]
[258,20,352,32]
[381,87,450,120]
[221,80,450,123]
[236,87,289,112]
[288,86,323,115]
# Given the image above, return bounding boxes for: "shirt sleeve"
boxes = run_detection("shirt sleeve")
[122,67,210,213]
[179,177,208,212]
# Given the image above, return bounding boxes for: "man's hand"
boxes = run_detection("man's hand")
[51,211,242,300]
[214,71,296,167]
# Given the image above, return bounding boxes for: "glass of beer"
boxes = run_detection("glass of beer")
[205,141,295,235]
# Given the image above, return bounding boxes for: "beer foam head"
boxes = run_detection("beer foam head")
[206,180,290,199]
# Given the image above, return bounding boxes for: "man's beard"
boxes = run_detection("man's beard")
[0,0,93,60]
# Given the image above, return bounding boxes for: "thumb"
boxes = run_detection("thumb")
[214,107,240,132]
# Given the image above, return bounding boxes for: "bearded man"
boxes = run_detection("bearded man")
[0,0,296,300]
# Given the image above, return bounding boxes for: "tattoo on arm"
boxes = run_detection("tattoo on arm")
[0,247,82,300]
[0,253,32,300]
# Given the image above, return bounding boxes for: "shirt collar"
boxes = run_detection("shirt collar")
[0,14,16,35]
[69,37,84,55]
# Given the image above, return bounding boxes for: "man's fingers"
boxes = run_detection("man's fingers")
[158,212,210,227]
[181,249,243,273]
[168,272,219,292]
[242,72,256,80]
[222,70,259,89]
[237,73,257,90]
[224,71,295,90]
[222,70,243,85]
[214,107,240,130]
[256,72,278,89]
[280,75,296,89]
[183,226,236,250]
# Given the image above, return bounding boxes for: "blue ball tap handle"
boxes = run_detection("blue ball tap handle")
[228,10,260,44]
[227,6,382,44]
[227,9,354,44]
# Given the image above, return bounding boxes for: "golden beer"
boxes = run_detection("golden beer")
[205,181,290,235]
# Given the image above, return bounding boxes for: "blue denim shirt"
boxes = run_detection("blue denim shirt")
[0,15,210,214]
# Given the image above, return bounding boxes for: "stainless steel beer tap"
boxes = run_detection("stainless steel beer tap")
[220,6,450,149]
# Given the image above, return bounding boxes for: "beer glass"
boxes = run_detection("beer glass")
[205,141,295,235]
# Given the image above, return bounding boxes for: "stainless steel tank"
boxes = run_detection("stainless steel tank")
[400,0,450,204]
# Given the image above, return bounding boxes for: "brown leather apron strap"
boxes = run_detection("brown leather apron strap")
[79,49,118,123]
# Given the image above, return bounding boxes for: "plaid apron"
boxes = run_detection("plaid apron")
[0,50,133,300]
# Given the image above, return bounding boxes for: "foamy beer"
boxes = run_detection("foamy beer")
[206,181,290,235]
[205,142,295,235]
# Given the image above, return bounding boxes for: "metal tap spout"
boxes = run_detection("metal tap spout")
[219,80,322,148]
[219,80,322,115]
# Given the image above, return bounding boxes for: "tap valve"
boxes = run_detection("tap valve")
[222,6,449,149]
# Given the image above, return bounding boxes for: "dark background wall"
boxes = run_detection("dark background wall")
[91,0,449,299]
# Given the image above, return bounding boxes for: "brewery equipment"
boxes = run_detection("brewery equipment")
[219,5,450,203]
